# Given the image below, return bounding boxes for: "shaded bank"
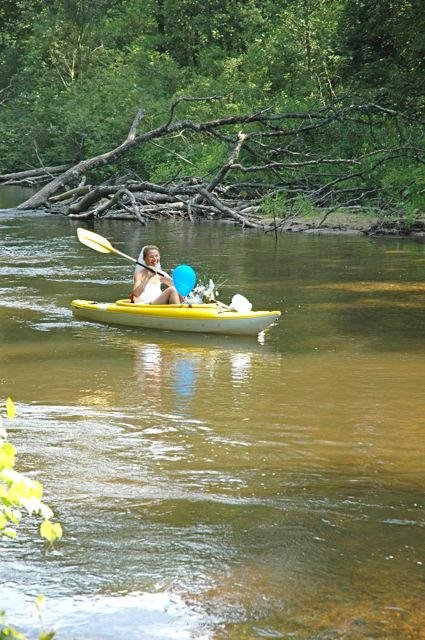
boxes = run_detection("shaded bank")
[265,210,425,237]
[1,183,424,238]
[1,100,423,236]
[0,185,38,209]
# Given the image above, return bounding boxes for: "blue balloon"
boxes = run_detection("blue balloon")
[172,264,196,297]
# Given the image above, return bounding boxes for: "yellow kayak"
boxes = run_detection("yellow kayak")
[71,299,281,336]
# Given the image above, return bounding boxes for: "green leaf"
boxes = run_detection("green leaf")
[39,503,53,520]
[39,520,53,540]
[0,624,27,639]
[6,398,16,420]
[40,520,62,542]
[20,496,41,515]
[0,442,16,470]
[36,594,45,608]
[4,508,21,526]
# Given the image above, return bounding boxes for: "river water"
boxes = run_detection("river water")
[0,206,424,639]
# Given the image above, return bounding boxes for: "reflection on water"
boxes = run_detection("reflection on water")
[134,340,256,405]
[0,185,38,209]
[1,589,209,640]
[0,214,425,639]
[173,356,197,398]
[230,352,252,383]
[135,343,163,397]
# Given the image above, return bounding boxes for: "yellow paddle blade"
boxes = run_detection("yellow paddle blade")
[77,227,114,254]
[76,227,136,262]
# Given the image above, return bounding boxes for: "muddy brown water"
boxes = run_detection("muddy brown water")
[0,208,424,639]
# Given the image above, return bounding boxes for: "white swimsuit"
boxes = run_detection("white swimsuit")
[135,276,162,303]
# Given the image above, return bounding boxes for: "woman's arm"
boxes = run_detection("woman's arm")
[133,268,152,298]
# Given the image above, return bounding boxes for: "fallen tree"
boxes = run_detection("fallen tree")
[8,97,424,233]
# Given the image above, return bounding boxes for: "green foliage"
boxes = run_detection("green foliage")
[291,194,318,218]
[260,191,318,219]
[0,0,423,219]
[0,398,62,543]
[0,400,60,640]
[259,192,289,217]
[1,595,56,640]
[151,0,268,68]
[0,611,27,639]
[144,137,228,183]
[336,0,425,113]
[383,162,425,224]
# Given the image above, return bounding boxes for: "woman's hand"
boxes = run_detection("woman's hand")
[133,268,152,296]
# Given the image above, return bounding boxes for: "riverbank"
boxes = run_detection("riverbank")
[260,210,425,237]
[1,181,424,238]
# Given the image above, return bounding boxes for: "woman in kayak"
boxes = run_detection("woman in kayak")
[132,245,180,304]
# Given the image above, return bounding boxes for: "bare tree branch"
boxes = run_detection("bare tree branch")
[8,99,422,235]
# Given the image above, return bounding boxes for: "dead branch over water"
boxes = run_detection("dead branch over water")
[4,98,424,233]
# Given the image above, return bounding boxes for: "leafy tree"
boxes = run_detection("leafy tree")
[151,0,267,67]
[336,0,425,112]
[0,0,45,88]
[0,0,423,221]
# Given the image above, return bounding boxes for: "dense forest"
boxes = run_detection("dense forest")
[0,0,424,228]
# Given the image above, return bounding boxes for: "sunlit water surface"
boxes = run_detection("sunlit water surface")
[0,209,424,639]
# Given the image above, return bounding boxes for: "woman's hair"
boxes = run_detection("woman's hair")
[142,245,160,259]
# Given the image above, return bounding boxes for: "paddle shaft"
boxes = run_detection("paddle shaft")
[77,228,169,278]
[111,246,168,278]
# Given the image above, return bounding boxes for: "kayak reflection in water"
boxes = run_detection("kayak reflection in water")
[132,245,180,304]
